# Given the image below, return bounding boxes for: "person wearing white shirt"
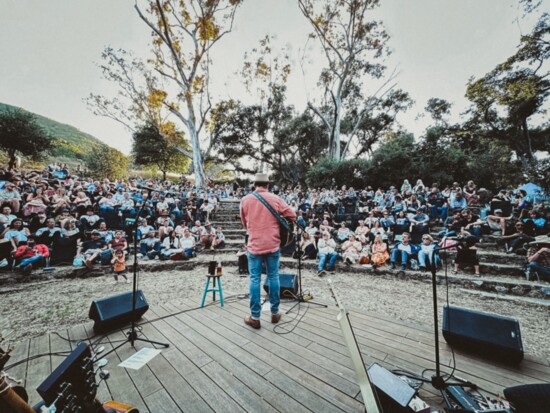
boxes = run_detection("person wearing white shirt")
[317,232,338,276]
[179,229,196,257]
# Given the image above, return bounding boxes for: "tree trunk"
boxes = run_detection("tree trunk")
[331,99,342,160]
[186,101,207,188]
[162,170,167,181]
[522,117,533,160]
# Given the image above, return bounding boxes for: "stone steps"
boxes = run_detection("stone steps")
[2,253,548,302]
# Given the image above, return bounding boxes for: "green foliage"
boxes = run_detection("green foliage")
[132,124,191,180]
[425,98,452,125]
[0,102,111,166]
[464,13,549,168]
[306,157,370,189]
[0,107,53,169]
[86,146,129,179]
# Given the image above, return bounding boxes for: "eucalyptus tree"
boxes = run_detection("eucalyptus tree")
[298,0,398,160]
[88,0,243,187]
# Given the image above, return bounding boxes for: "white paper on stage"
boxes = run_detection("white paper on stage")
[118,347,162,370]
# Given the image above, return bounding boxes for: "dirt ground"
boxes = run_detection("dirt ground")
[1,264,549,361]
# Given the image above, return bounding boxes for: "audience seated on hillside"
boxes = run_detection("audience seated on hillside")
[0,163,548,283]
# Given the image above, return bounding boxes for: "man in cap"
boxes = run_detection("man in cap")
[240,173,296,329]
[78,230,108,269]
[526,235,550,281]
[486,209,512,235]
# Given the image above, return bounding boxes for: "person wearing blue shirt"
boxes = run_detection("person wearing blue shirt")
[449,193,467,213]
[418,234,440,271]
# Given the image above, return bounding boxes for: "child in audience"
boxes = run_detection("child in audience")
[111,249,129,284]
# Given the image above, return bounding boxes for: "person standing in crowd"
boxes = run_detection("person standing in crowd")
[111,249,129,284]
[240,173,296,330]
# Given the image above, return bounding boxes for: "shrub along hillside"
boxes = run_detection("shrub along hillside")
[0,102,110,166]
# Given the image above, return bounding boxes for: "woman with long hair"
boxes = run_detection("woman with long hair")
[370,234,390,268]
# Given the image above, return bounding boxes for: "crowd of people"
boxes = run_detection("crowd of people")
[274,179,549,279]
[0,163,230,281]
[0,164,549,282]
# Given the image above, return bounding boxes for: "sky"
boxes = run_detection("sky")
[0,0,545,155]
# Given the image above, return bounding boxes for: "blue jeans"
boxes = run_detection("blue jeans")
[391,249,410,266]
[140,241,161,258]
[418,251,440,269]
[318,252,337,271]
[431,206,448,220]
[248,250,280,320]
[528,262,550,281]
[19,255,44,268]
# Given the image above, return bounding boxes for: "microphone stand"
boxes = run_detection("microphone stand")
[286,221,327,314]
[103,202,169,358]
[428,244,476,392]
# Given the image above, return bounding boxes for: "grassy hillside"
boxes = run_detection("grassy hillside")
[0,102,110,166]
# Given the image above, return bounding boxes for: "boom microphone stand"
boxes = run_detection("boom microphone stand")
[103,203,169,358]
[286,221,327,314]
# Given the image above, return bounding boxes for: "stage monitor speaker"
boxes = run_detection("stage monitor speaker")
[504,383,550,413]
[367,363,416,413]
[263,273,298,299]
[89,290,149,333]
[442,305,523,363]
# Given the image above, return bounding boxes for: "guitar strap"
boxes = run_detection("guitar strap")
[251,192,292,232]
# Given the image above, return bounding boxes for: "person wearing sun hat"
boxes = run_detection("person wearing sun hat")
[526,234,550,281]
[240,172,296,329]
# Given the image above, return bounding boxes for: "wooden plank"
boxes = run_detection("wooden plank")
[264,369,351,413]
[144,351,213,413]
[5,338,30,388]
[87,325,148,412]
[201,361,279,413]
[178,305,315,413]
[210,303,359,392]
[141,304,247,413]
[26,333,51,406]
[161,347,247,413]
[244,341,364,413]
[143,388,183,413]
[143,306,213,368]
[160,303,273,377]
[107,327,164,399]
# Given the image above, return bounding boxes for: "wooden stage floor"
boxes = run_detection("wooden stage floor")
[7,293,550,412]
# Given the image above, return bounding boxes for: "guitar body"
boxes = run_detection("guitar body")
[0,378,34,413]
[280,218,295,248]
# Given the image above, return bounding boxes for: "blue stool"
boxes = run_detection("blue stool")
[201,274,224,307]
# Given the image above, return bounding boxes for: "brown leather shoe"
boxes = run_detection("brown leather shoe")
[271,313,281,324]
[244,315,261,329]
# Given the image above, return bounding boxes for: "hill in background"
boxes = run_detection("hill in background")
[0,102,111,167]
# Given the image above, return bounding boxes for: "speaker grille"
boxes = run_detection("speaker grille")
[89,290,149,333]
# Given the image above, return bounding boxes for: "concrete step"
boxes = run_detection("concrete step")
[459,289,550,308]
[444,250,526,265]
[2,251,547,301]
[210,222,244,229]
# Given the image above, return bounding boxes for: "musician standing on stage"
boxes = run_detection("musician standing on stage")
[240,173,296,329]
